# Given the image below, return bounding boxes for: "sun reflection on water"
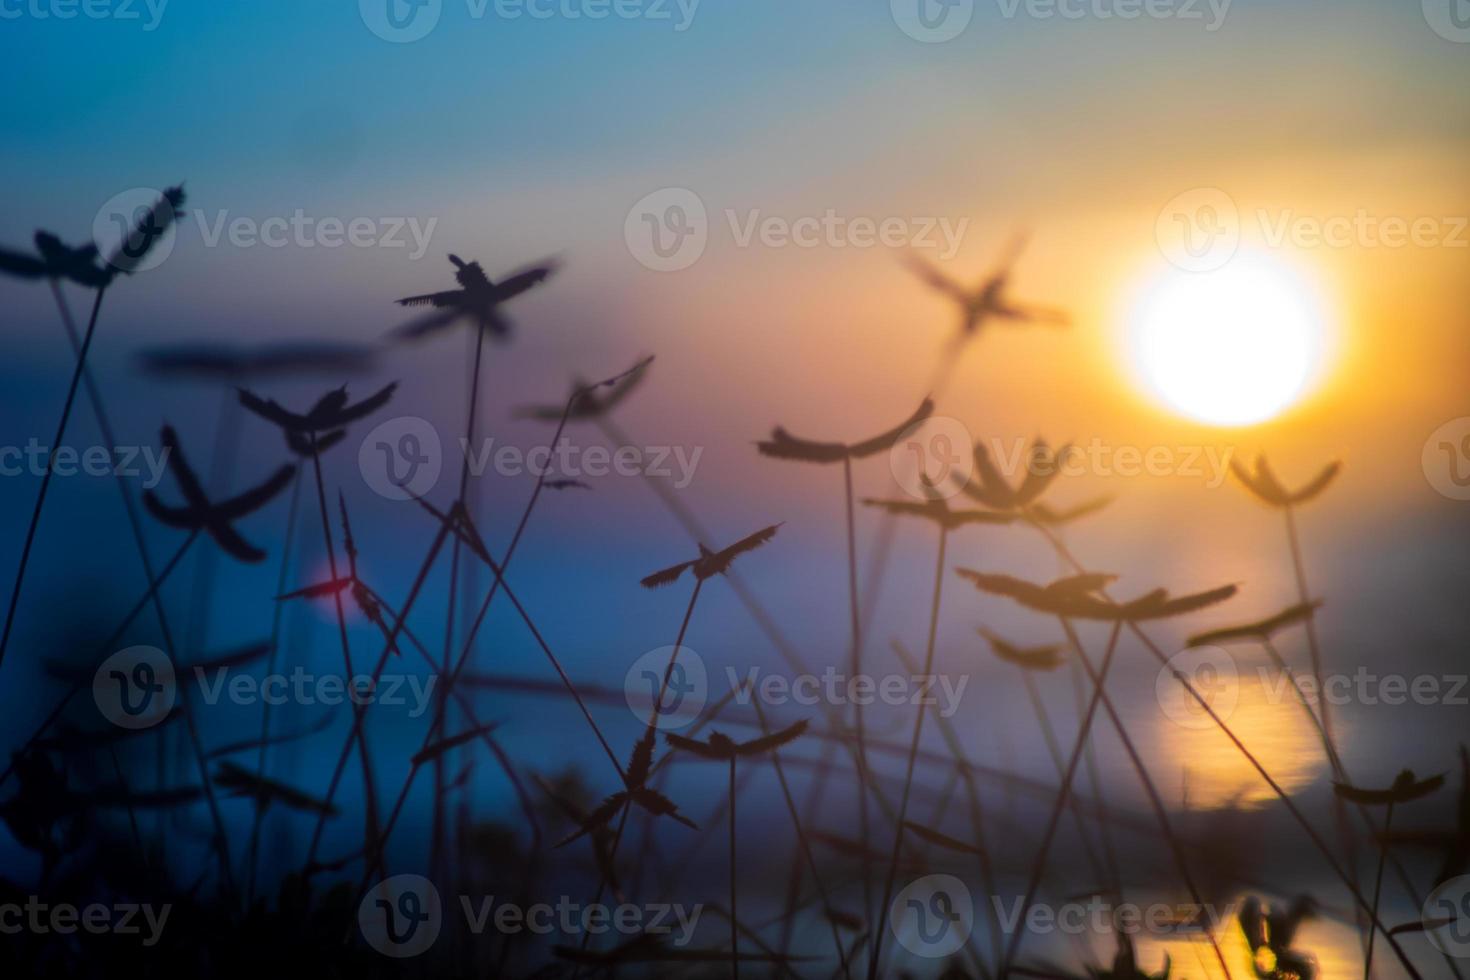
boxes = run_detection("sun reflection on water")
[1155,651,1330,810]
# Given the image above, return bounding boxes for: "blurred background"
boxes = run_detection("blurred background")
[1,0,1468,974]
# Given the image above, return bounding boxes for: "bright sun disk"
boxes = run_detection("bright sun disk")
[1130,256,1328,426]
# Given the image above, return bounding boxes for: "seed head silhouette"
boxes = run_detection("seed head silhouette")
[554,736,698,848]
[904,233,1069,344]
[1230,454,1341,508]
[756,398,934,463]
[513,355,653,422]
[237,382,397,434]
[665,719,808,760]
[639,523,782,589]
[142,425,295,563]
[0,232,108,288]
[956,570,1237,621]
[1186,600,1323,648]
[862,481,1015,531]
[977,626,1064,671]
[1334,769,1444,806]
[391,253,559,342]
[955,438,1069,512]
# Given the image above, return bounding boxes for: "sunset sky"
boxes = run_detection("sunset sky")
[1,3,1467,971]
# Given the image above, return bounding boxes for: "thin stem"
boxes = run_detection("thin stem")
[1021,666,1115,903]
[890,639,1000,979]
[309,434,379,851]
[595,415,887,825]
[1284,505,1331,750]
[1056,617,1234,980]
[1364,801,1393,980]
[247,469,302,903]
[641,579,703,756]
[1031,523,1426,980]
[730,756,739,980]
[369,383,594,881]
[999,620,1124,975]
[1258,640,1465,980]
[46,279,159,869]
[870,525,947,979]
[753,697,852,980]
[570,575,707,970]
[0,530,197,790]
[433,323,487,880]
[0,285,107,672]
[305,526,449,869]
[842,456,874,928]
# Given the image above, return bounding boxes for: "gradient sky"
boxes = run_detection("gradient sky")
[1,2,1468,958]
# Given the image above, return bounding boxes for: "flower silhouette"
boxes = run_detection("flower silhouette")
[957,570,1237,622]
[905,234,1069,344]
[1230,455,1341,508]
[390,253,558,342]
[237,382,397,435]
[756,398,933,463]
[639,523,782,589]
[142,426,295,563]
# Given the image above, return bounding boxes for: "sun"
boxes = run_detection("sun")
[1129,255,1329,426]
